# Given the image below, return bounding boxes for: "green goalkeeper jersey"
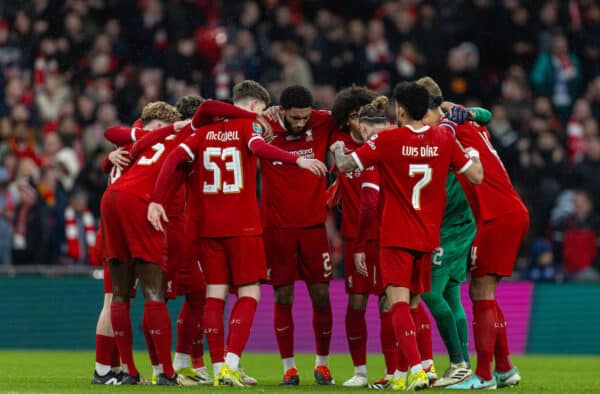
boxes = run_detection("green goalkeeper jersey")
[441,173,475,241]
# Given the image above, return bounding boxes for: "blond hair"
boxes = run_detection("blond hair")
[141,101,180,127]
[359,96,388,124]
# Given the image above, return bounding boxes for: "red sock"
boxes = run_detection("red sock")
[225,297,258,356]
[203,297,226,363]
[380,311,398,375]
[110,301,138,376]
[95,334,115,367]
[391,302,421,368]
[274,303,294,359]
[313,304,332,356]
[473,300,498,381]
[494,303,513,372]
[191,336,205,369]
[176,292,204,355]
[411,303,433,361]
[345,305,367,367]
[142,311,159,366]
[144,301,175,377]
[397,345,409,372]
[110,340,120,368]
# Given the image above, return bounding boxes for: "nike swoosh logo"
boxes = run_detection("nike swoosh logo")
[348,336,362,341]
[276,326,290,332]
[323,272,333,278]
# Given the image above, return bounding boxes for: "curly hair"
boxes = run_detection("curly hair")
[176,95,205,119]
[359,96,388,124]
[141,101,180,126]
[280,85,313,109]
[331,85,378,130]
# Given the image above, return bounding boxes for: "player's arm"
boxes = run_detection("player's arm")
[452,139,483,184]
[130,124,176,158]
[104,125,147,146]
[330,141,357,172]
[249,136,327,176]
[354,179,379,277]
[442,101,492,125]
[191,99,256,129]
[147,142,194,231]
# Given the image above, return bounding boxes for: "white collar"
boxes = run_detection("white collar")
[405,124,430,133]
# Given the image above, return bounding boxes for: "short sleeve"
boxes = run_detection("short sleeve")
[246,120,265,148]
[361,166,380,192]
[179,132,203,162]
[352,133,384,171]
[450,136,473,174]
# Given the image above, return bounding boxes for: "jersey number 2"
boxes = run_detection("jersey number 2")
[409,164,432,210]
[203,147,243,194]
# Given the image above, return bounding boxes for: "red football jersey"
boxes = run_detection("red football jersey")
[331,131,380,239]
[352,124,472,252]
[261,109,334,228]
[452,121,528,223]
[106,143,133,187]
[109,128,188,203]
[180,118,265,238]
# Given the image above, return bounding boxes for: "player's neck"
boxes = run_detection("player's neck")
[405,120,425,130]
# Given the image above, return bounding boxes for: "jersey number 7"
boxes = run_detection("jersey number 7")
[409,164,432,210]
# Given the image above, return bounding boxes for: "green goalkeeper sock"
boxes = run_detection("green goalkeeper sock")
[423,284,463,364]
[445,284,470,365]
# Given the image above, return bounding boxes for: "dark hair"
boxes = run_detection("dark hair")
[176,95,205,119]
[232,80,271,106]
[280,85,313,109]
[331,85,377,130]
[359,96,388,125]
[392,82,430,121]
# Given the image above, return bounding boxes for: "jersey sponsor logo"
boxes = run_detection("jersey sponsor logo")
[289,147,314,159]
[205,130,240,142]
[402,145,439,158]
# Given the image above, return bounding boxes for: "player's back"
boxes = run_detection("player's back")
[368,125,467,252]
[195,118,263,238]
[261,109,333,228]
[453,121,527,223]
[110,128,187,203]
[332,130,379,240]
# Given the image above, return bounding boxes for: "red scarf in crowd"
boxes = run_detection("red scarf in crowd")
[65,206,98,265]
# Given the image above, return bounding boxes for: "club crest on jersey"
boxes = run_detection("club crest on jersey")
[305,130,313,141]
[252,122,263,134]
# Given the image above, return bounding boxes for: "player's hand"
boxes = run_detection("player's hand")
[329,140,345,153]
[174,120,191,131]
[147,202,168,232]
[255,115,274,143]
[449,105,473,124]
[262,105,281,121]
[297,157,328,177]
[354,252,368,277]
[109,147,130,168]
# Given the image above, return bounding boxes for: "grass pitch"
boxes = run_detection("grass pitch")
[0,351,598,393]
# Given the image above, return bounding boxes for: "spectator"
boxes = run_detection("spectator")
[0,167,14,266]
[553,190,600,281]
[524,237,565,283]
[531,32,583,123]
[573,135,600,210]
[64,189,97,265]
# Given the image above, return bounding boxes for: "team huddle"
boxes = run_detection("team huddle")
[91,77,529,391]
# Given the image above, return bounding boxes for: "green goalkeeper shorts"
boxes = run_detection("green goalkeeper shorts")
[432,225,476,284]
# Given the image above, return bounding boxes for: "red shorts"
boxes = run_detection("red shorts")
[263,225,332,286]
[380,247,432,295]
[344,238,384,295]
[102,261,138,297]
[100,190,167,270]
[470,212,529,278]
[197,236,267,286]
[176,242,206,296]
[165,215,186,299]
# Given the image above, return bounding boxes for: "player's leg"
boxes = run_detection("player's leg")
[300,225,334,385]
[173,290,207,384]
[382,247,428,391]
[410,299,436,384]
[92,292,122,384]
[343,293,369,386]
[108,259,139,383]
[370,294,397,390]
[342,238,369,387]
[136,259,178,385]
[264,227,300,384]
[203,284,228,381]
[444,282,471,367]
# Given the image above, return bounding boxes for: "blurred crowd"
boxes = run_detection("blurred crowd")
[0,0,599,281]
